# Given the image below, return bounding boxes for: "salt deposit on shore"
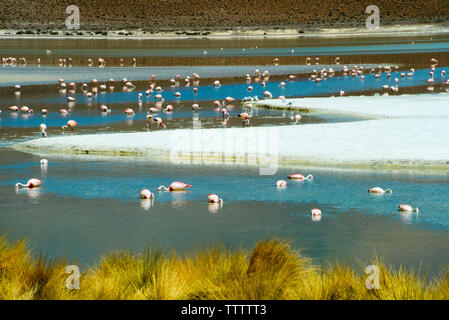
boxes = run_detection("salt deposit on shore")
[1,23,449,40]
[14,93,449,173]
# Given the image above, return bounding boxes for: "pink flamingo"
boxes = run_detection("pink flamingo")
[15,178,42,189]
[207,194,223,204]
[288,174,313,181]
[368,187,392,194]
[398,204,419,213]
[238,112,250,125]
[158,181,192,192]
[152,117,166,128]
[9,106,19,112]
[139,189,154,199]
[164,105,174,112]
[124,107,135,116]
[62,120,78,132]
[311,208,321,216]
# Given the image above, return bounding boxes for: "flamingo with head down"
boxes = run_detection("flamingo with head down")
[368,187,392,194]
[276,180,287,188]
[15,178,42,189]
[398,204,419,213]
[288,174,313,181]
[207,194,223,204]
[61,120,78,132]
[139,189,155,199]
[158,181,192,192]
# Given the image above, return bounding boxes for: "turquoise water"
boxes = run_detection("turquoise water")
[1,37,449,273]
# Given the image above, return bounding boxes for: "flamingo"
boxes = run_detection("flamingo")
[311,208,321,216]
[145,113,153,129]
[152,117,166,128]
[207,194,223,204]
[288,174,313,181]
[174,92,181,98]
[149,107,159,113]
[40,124,48,137]
[20,106,31,113]
[238,112,250,125]
[276,180,287,188]
[164,105,174,112]
[67,96,76,102]
[398,204,419,213]
[99,105,110,113]
[192,103,201,111]
[40,159,48,165]
[9,106,19,112]
[293,114,301,124]
[139,188,154,199]
[59,108,70,115]
[124,107,135,116]
[62,120,78,132]
[368,187,392,194]
[15,178,42,189]
[158,181,192,191]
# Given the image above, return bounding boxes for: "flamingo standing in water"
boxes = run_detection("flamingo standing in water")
[40,124,48,137]
[62,120,78,132]
[288,174,313,181]
[276,180,287,188]
[164,105,174,112]
[398,204,419,213]
[368,187,392,194]
[139,188,154,199]
[15,178,42,189]
[124,107,135,116]
[152,117,166,128]
[40,159,48,166]
[293,114,301,124]
[238,112,250,125]
[207,194,223,204]
[311,208,321,216]
[158,181,192,191]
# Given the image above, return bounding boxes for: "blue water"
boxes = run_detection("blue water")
[2,38,449,57]
[1,37,449,271]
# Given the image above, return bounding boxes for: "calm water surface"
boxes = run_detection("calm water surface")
[1,36,449,273]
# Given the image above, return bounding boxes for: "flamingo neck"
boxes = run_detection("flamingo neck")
[158,185,169,191]
[385,189,392,193]
[15,183,27,189]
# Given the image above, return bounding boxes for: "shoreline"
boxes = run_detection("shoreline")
[13,94,449,175]
[2,23,449,40]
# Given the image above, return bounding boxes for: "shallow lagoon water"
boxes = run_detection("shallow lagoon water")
[1,36,449,273]
[1,148,449,274]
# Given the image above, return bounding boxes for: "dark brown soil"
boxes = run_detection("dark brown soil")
[1,0,448,32]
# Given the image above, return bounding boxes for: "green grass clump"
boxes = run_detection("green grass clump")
[0,233,448,300]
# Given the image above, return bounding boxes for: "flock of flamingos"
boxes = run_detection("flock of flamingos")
[4,54,430,218]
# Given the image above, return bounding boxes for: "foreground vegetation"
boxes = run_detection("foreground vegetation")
[0,234,448,300]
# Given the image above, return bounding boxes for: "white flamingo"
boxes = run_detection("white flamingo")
[139,189,154,199]
[15,178,42,189]
[368,187,392,194]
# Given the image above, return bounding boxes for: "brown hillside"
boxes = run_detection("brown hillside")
[0,0,448,31]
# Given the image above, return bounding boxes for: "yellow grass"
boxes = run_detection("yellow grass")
[0,233,448,300]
